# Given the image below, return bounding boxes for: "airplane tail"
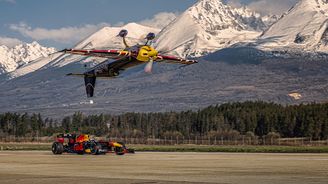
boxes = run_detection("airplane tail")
[84,76,96,98]
[67,73,96,98]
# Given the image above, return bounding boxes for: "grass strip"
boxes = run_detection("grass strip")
[0,143,51,151]
[132,145,328,153]
[1,143,328,153]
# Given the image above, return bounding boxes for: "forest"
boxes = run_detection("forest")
[0,101,327,140]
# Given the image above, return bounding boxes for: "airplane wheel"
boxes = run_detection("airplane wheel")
[52,142,64,154]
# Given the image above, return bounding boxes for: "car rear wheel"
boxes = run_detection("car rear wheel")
[91,143,103,155]
[52,142,64,154]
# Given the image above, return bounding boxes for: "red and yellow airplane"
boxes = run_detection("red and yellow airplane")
[61,30,197,98]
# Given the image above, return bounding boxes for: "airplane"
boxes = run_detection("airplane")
[60,29,197,98]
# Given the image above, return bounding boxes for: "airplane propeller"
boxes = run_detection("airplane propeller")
[144,58,154,73]
[141,32,157,74]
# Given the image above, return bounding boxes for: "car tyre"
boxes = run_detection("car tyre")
[52,142,64,154]
[91,143,102,155]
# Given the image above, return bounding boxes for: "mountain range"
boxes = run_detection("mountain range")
[0,0,274,75]
[4,23,159,79]
[155,0,269,57]
[258,0,328,53]
[0,0,328,118]
[3,0,328,77]
[0,42,56,74]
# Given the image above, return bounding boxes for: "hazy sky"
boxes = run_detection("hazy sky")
[0,0,298,49]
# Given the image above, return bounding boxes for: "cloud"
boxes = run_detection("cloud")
[115,12,178,29]
[247,0,298,15]
[227,0,243,8]
[0,36,22,47]
[139,12,178,29]
[9,22,111,44]
[9,11,178,46]
[227,0,299,15]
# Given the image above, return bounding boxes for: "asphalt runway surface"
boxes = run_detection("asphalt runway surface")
[0,151,327,184]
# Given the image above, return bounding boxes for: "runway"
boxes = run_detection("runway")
[0,151,327,184]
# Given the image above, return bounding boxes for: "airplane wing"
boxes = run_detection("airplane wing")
[61,49,130,59]
[67,56,143,98]
[89,56,143,77]
[68,56,143,78]
[156,54,197,65]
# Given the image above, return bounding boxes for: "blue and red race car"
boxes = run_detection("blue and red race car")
[52,134,134,155]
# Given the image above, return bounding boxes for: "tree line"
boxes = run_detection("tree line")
[0,101,327,140]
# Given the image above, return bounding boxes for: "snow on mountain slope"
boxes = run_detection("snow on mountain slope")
[259,0,328,52]
[75,22,160,49]
[262,15,279,28]
[155,0,266,57]
[7,23,160,79]
[8,53,65,79]
[0,42,56,74]
[0,46,18,74]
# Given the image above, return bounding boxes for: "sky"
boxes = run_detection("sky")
[0,0,299,49]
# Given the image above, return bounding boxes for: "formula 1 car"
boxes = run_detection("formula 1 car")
[52,133,134,155]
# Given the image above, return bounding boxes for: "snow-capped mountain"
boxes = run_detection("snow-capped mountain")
[258,0,328,52]
[7,23,159,79]
[0,42,56,74]
[155,0,267,57]
[74,22,160,50]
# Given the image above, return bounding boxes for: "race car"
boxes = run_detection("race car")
[98,140,135,155]
[52,133,134,155]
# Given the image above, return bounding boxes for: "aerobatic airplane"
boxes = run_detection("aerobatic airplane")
[61,30,197,98]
